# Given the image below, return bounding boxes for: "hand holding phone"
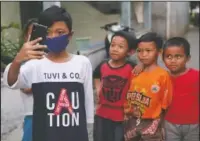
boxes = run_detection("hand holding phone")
[14,37,47,63]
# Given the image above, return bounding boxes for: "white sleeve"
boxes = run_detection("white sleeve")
[83,58,94,124]
[3,62,34,89]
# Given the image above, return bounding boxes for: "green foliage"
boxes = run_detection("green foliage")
[1,22,22,71]
[1,22,20,31]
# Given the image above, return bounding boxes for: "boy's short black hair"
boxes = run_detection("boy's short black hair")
[38,5,72,32]
[22,18,38,38]
[136,32,163,50]
[111,31,137,50]
[163,37,190,57]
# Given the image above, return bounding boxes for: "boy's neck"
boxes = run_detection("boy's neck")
[109,59,126,68]
[47,51,71,63]
[143,62,158,72]
[170,67,189,77]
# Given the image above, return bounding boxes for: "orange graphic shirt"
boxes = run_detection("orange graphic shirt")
[124,67,173,119]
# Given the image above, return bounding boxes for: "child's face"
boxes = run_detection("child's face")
[109,36,129,61]
[163,46,189,74]
[47,21,72,39]
[137,41,159,66]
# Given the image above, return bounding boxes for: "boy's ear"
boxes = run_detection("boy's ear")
[69,31,74,40]
[70,31,74,36]
[187,55,191,62]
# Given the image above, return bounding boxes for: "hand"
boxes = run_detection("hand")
[124,115,129,121]
[20,88,32,94]
[133,105,142,118]
[96,94,100,104]
[124,103,134,118]
[132,63,144,76]
[14,37,47,64]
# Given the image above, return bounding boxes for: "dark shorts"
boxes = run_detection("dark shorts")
[93,115,124,141]
[124,117,164,141]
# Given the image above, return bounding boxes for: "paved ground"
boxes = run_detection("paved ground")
[1,2,199,141]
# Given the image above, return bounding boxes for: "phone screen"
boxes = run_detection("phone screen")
[30,23,48,45]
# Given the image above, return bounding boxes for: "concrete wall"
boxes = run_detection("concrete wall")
[167,2,190,38]
[60,2,120,53]
[1,2,22,43]
[151,2,167,38]
[151,2,190,38]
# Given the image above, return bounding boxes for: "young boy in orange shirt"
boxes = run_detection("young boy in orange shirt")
[124,32,173,141]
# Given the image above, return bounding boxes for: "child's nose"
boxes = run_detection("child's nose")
[171,57,177,62]
[141,51,148,57]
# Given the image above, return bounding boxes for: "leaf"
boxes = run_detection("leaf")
[1,22,22,65]
[9,22,20,29]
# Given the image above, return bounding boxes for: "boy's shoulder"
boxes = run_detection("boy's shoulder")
[70,54,92,66]
[185,68,199,80]
[98,59,109,67]
[126,59,137,68]
[156,66,170,75]
[189,68,199,75]
[21,58,44,68]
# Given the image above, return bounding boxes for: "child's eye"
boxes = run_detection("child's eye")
[175,55,182,59]
[57,31,65,35]
[110,44,115,47]
[166,55,172,59]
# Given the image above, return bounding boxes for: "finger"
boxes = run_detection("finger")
[28,54,44,60]
[28,50,45,56]
[132,69,136,74]
[32,44,47,50]
[29,37,42,45]
[27,34,31,42]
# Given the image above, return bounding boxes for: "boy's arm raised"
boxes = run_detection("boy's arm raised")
[4,37,46,88]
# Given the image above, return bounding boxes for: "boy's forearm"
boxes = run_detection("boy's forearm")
[94,79,101,93]
[7,59,21,86]
[21,88,32,94]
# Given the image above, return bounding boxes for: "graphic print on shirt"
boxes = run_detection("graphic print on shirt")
[46,88,80,127]
[54,89,73,115]
[102,75,127,103]
[32,81,89,141]
[125,82,160,119]
[43,72,80,80]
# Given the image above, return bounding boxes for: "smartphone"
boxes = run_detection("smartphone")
[30,23,48,45]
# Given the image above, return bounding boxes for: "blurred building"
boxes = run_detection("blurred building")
[0,1,192,69]
[1,1,191,39]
